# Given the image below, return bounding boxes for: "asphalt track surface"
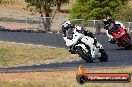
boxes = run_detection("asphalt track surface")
[0,31,132,72]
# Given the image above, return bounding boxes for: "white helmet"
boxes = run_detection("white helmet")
[61,20,72,33]
[61,20,71,27]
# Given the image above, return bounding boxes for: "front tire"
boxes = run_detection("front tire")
[99,49,108,62]
[76,46,93,63]
[123,38,132,49]
[126,44,132,49]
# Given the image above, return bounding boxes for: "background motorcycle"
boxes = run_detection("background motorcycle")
[109,24,132,49]
[64,30,108,63]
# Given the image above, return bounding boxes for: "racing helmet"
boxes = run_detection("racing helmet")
[103,16,111,25]
[61,20,72,33]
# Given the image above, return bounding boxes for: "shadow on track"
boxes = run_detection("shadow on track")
[116,47,132,50]
[0,58,111,73]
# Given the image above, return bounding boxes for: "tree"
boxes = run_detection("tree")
[25,0,69,31]
[116,1,132,21]
[0,0,15,5]
[25,0,53,31]
[0,0,2,3]
[55,0,69,11]
[69,0,128,20]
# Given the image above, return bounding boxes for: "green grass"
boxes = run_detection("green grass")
[0,80,130,87]
[0,42,131,87]
[0,67,131,87]
[0,42,78,67]
[0,78,131,87]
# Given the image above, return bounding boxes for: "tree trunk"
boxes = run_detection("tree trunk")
[0,0,2,3]
[45,13,51,31]
[57,0,61,11]
[41,14,51,32]
[40,14,45,31]
[40,2,52,32]
[57,3,61,11]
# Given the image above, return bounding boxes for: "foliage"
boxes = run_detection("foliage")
[25,0,69,31]
[116,2,132,21]
[0,42,77,67]
[69,0,128,20]
[25,0,69,16]
[25,0,52,17]
[25,0,52,31]
[55,0,69,11]
[0,0,15,5]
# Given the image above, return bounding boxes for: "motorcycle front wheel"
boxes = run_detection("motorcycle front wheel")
[76,46,93,63]
[123,38,132,49]
[98,49,108,62]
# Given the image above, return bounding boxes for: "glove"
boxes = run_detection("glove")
[62,34,66,37]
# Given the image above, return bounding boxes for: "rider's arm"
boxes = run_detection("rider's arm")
[63,36,73,46]
[63,29,75,46]
[63,32,84,47]
[106,30,114,39]
[63,36,67,43]
[63,37,74,47]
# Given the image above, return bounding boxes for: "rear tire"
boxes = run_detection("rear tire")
[99,49,108,62]
[76,46,93,63]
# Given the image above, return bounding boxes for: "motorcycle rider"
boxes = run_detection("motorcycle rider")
[103,17,127,44]
[61,20,100,58]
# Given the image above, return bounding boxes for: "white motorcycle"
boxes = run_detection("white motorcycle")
[64,30,108,63]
